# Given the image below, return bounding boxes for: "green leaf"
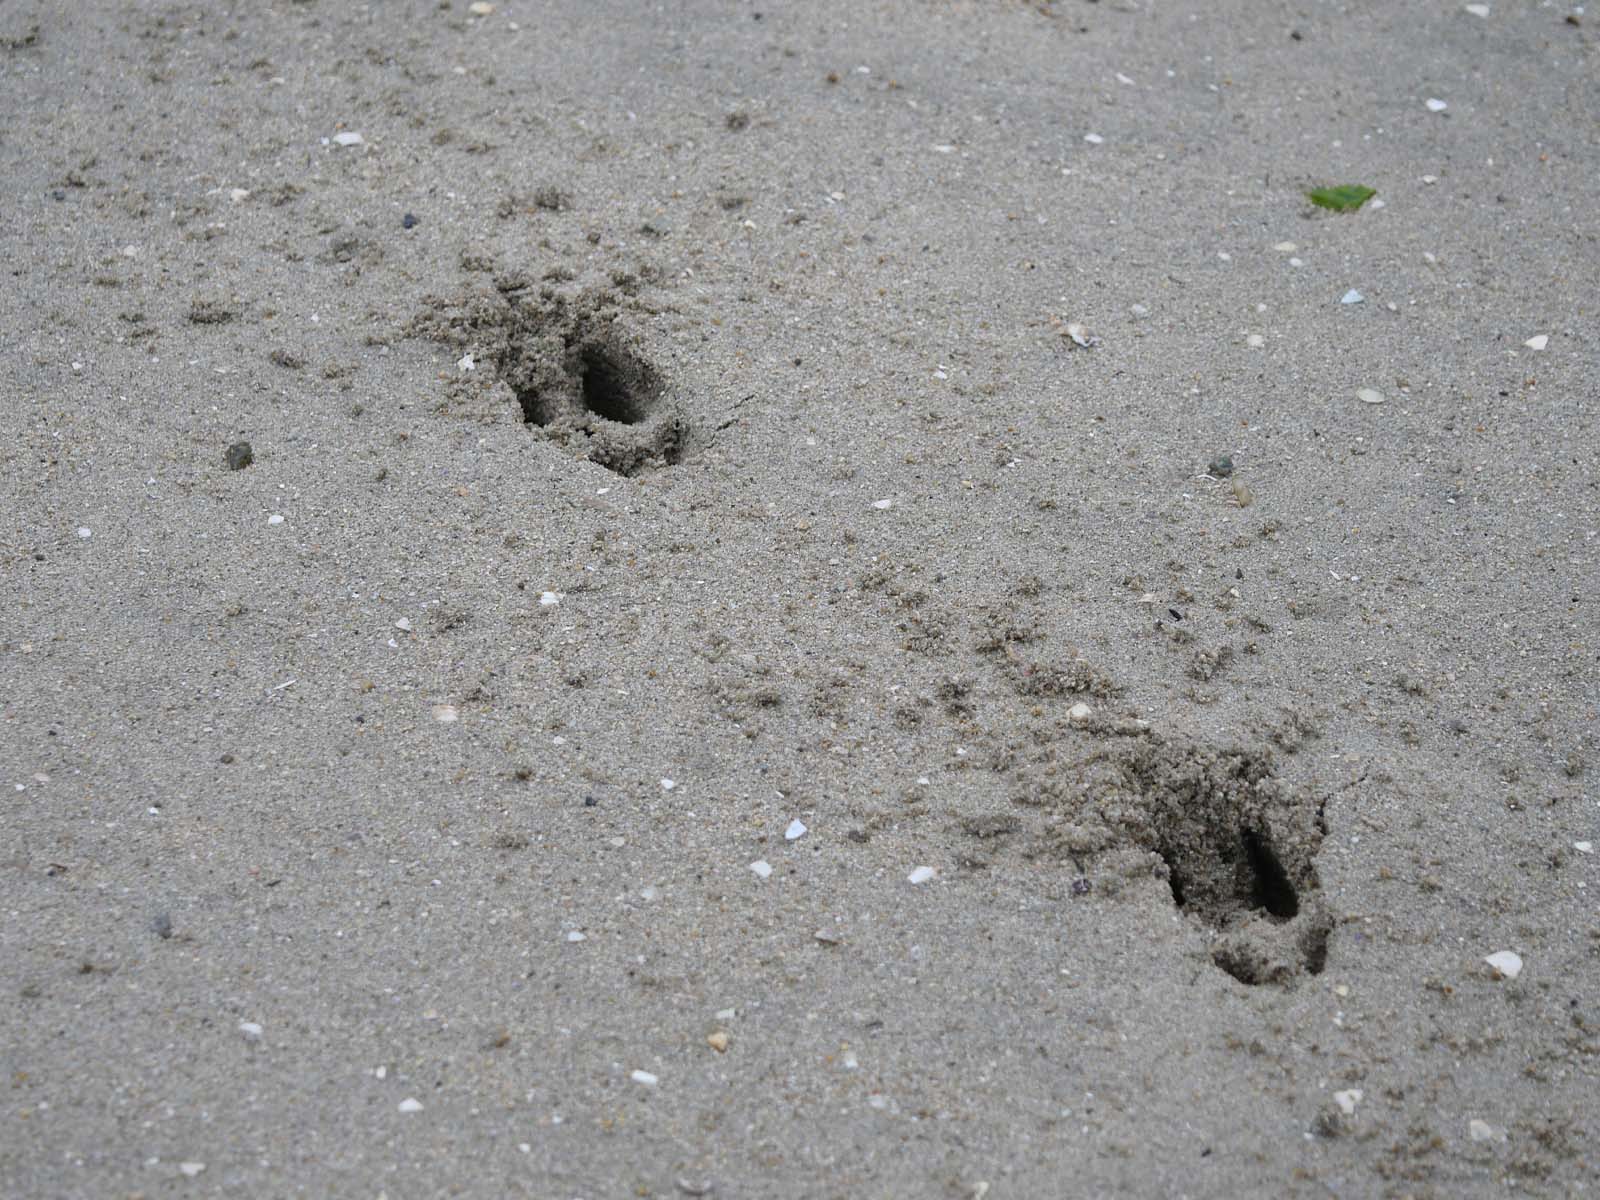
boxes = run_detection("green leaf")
[1307,184,1377,212]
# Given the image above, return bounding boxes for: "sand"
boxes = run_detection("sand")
[2,1,1596,1195]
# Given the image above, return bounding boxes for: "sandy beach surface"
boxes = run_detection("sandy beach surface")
[2,2,1596,1196]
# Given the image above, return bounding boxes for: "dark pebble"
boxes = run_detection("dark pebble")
[152,913,173,940]
[402,212,418,229]
[1208,455,1234,478]
[1448,718,1469,735]
[1071,877,1092,896]
[220,752,234,764]
[583,796,599,807]
[225,441,253,471]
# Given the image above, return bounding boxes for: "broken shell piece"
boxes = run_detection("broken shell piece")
[1524,334,1548,350]
[1484,950,1522,979]
[1333,1089,1363,1116]
[907,866,936,885]
[1068,702,1093,723]
[1356,387,1386,405]
[1063,322,1099,348]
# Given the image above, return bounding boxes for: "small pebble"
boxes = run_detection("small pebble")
[1340,289,1365,305]
[814,929,842,946]
[706,1031,730,1053]
[1333,1089,1362,1116]
[1574,841,1593,854]
[332,130,365,146]
[152,913,173,939]
[630,1069,659,1087]
[1469,1118,1495,1141]
[785,819,808,841]
[1273,241,1297,252]
[398,1098,424,1113]
[77,526,92,539]
[1231,479,1254,507]
[469,1,495,12]
[872,498,893,510]
[1425,98,1448,112]
[1245,333,1265,348]
[539,591,562,606]
[1208,455,1234,477]
[1063,322,1096,348]
[239,1021,263,1040]
[178,1162,206,1178]
[457,353,476,372]
[1068,702,1093,723]
[1524,334,1548,350]
[749,860,773,879]
[907,865,936,885]
[1464,4,1490,16]
[660,778,677,791]
[1083,132,1104,145]
[402,212,418,229]
[432,704,459,723]
[565,930,587,943]
[393,618,412,632]
[267,514,285,525]
[1356,387,1386,405]
[1484,950,1522,979]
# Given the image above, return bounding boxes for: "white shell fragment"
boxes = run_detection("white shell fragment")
[1524,334,1548,350]
[267,514,285,525]
[1063,322,1097,348]
[1356,388,1386,405]
[660,778,677,791]
[1484,950,1523,979]
[1425,98,1448,112]
[1574,841,1593,854]
[785,819,808,841]
[630,1069,659,1086]
[1333,1089,1363,1116]
[432,704,459,723]
[393,618,412,632]
[749,860,773,879]
[238,1021,263,1041]
[539,591,562,606]
[872,498,893,510]
[1083,133,1104,145]
[565,931,586,942]
[1464,4,1490,16]
[179,1163,206,1177]
[398,1098,424,1113]
[457,353,476,372]
[1469,1118,1496,1141]
[469,1,496,12]
[907,866,936,885]
[1340,289,1365,305]
[1068,702,1093,723]
[332,131,365,146]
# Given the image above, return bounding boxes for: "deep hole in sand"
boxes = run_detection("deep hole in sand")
[577,341,654,425]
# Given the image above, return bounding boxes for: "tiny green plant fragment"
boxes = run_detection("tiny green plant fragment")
[1307,184,1377,212]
